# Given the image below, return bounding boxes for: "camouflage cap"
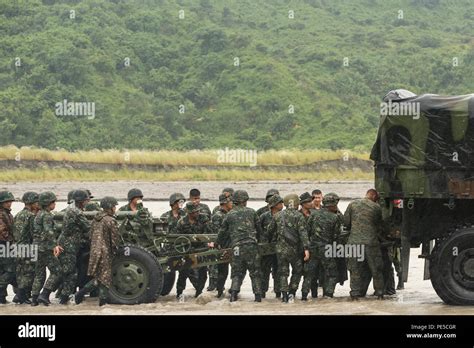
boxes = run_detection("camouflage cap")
[219,193,231,204]
[322,193,339,207]
[232,190,249,203]
[128,188,143,201]
[169,192,186,205]
[39,191,57,207]
[185,202,200,214]
[268,194,283,208]
[73,190,89,203]
[299,192,312,204]
[0,191,15,203]
[265,189,280,202]
[283,194,299,208]
[100,196,119,210]
[22,192,39,204]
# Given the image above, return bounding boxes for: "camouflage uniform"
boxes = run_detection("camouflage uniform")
[175,208,214,296]
[0,204,15,302]
[196,203,211,217]
[303,206,340,297]
[13,207,37,296]
[256,189,280,217]
[32,209,62,296]
[211,206,230,294]
[217,194,262,298]
[259,210,280,296]
[160,209,186,234]
[344,198,385,297]
[267,195,309,297]
[57,204,91,299]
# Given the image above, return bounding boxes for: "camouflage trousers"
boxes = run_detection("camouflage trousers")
[347,245,384,297]
[59,251,79,297]
[261,254,279,294]
[302,246,338,296]
[177,267,208,293]
[381,246,396,295]
[215,263,229,292]
[32,250,62,295]
[390,246,402,276]
[276,245,304,293]
[230,243,262,295]
[0,253,16,295]
[16,259,35,291]
[82,278,108,301]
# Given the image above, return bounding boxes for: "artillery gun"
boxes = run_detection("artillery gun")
[54,210,275,304]
[371,90,474,305]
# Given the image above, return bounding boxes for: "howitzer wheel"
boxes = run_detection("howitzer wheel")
[161,271,176,296]
[174,236,192,254]
[109,245,163,304]
[430,226,474,305]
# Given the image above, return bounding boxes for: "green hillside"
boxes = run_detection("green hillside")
[1,0,473,151]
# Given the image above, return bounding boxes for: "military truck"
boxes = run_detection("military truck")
[371,90,474,305]
[54,211,275,304]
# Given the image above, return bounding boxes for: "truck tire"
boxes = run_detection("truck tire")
[430,225,474,305]
[161,271,176,296]
[109,245,163,304]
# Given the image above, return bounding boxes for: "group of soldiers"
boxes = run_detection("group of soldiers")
[0,185,403,306]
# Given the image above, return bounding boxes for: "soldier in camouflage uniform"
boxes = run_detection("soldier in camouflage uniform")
[344,189,385,299]
[188,188,211,217]
[209,193,233,297]
[160,193,186,234]
[311,189,323,210]
[13,192,40,304]
[75,197,119,306]
[302,195,341,300]
[216,190,263,302]
[119,188,149,214]
[32,192,63,306]
[84,190,101,212]
[256,189,280,217]
[57,190,91,304]
[176,202,214,298]
[0,191,16,304]
[212,188,234,214]
[267,194,310,303]
[259,194,283,298]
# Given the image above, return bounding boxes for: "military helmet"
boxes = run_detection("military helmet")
[232,190,249,203]
[299,192,312,204]
[265,189,280,202]
[0,191,15,203]
[84,189,94,199]
[128,188,143,201]
[67,190,76,204]
[185,202,200,214]
[169,192,185,205]
[222,187,234,195]
[22,192,39,204]
[283,194,299,208]
[322,193,339,207]
[219,193,231,204]
[100,196,119,210]
[73,190,89,203]
[268,194,283,208]
[39,191,57,207]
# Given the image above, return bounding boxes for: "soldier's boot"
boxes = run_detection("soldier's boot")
[261,292,266,299]
[301,292,308,301]
[229,291,238,302]
[13,294,20,303]
[37,289,52,306]
[311,288,318,299]
[31,295,39,306]
[254,294,262,302]
[275,291,281,298]
[377,295,384,300]
[194,289,203,298]
[207,278,217,292]
[74,288,87,304]
[281,292,289,303]
[59,295,70,305]
[99,298,107,307]
[397,275,404,290]
[89,288,99,298]
[216,289,224,298]
[17,288,31,305]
